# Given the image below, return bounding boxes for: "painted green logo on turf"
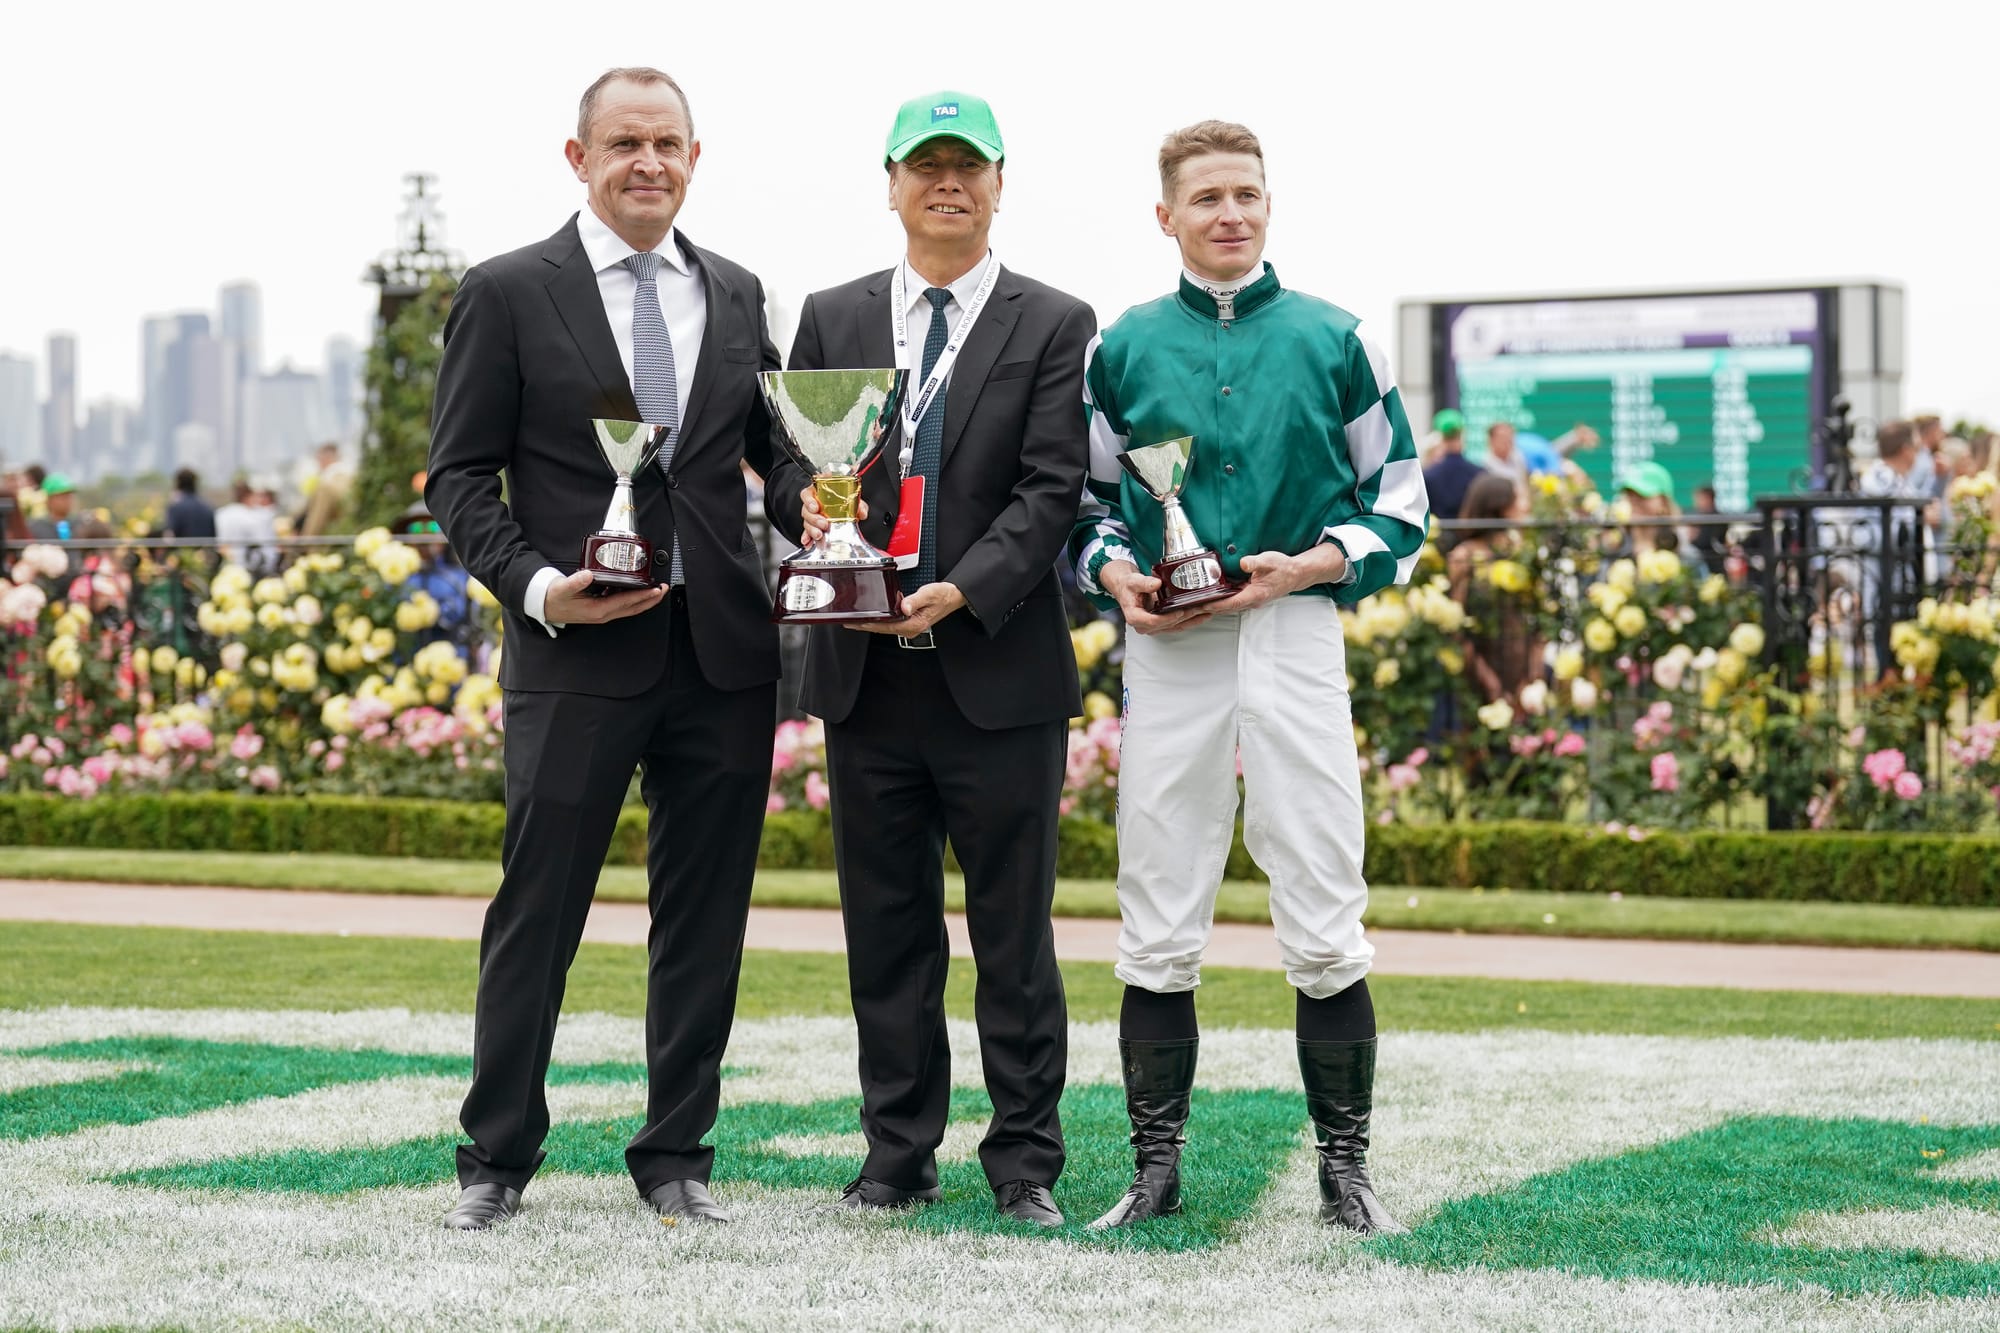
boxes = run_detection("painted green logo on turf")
[1375,1115,2000,1299]
[3,1037,1300,1252]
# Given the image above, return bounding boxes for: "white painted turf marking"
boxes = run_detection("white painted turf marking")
[0,1009,1996,1331]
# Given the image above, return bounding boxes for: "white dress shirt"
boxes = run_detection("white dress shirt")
[896,250,993,389]
[525,205,708,632]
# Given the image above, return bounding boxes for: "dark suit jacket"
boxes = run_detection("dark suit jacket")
[765,265,1093,730]
[427,216,781,697]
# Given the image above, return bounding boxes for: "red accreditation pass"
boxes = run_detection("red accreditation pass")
[887,476,923,571]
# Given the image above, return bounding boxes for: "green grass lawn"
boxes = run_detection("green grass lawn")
[9,846,2000,953]
[4,921,1996,1043]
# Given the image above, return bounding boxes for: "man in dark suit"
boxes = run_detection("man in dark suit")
[425,66,780,1230]
[765,91,1094,1227]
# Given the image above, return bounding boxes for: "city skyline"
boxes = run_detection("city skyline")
[4,1,1995,455]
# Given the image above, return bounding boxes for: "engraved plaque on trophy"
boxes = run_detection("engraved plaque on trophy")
[1118,435,1238,612]
[759,368,910,623]
[582,418,674,589]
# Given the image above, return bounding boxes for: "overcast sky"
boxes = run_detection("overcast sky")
[4,0,1995,426]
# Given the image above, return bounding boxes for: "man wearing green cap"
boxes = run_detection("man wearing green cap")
[764,91,1093,1227]
[27,475,77,541]
[1421,408,1484,521]
[1070,119,1423,1234]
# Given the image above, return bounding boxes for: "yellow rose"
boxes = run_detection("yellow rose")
[1373,659,1401,688]
[131,646,152,676]
[1476,700,1515,731]
[1084,690,1116,720]
[1436,646,1465,676]
[1070,629,1102,672]
[1714,647,1747,686]
[1083,619,1118,654]
[151,645,180,674]
[1486,559,1531,594]
[1588,583,1628,617]
[252,577,288,606]
[1613,605,1647,639]
[1607,559,1638,594]
[256,603,287,631]
[322,695,355,734]
[467,577,500,610]
[426,681,451,706]
[1584,619,1617,653]
[353,527,392,558]
[1553,647,1584,682]
[1637,549,1682,584]
[283,564,311,594]
[225,606,254,636]
[369,627,397,656]
[1699,574,1727,605]
[1728,623,1765,658]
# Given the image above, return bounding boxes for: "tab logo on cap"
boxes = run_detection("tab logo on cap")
[932,104,958,120]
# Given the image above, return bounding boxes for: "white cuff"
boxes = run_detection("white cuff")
[524,566,566,637]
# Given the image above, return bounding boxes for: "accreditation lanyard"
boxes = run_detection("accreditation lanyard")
[889,252,1000,476]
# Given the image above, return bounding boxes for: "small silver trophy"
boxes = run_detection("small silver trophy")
[759,368,909,622]
[1118,435,1236,611]
[582,418,675,588]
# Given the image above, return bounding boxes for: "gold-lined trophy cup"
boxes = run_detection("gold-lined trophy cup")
[759,368,910,622]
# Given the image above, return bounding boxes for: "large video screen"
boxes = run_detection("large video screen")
[1441,290,1829,510]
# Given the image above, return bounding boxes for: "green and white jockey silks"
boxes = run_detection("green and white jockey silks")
[1070,263,1428,605]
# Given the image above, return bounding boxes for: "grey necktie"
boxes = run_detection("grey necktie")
[623,251,683,585]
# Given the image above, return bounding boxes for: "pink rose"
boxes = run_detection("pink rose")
[1554,732,1586,758]
[765,793,787,813]
[1862,748,1907,791]
[230,728,264,762]
[1406,748,1429,767]
[249,765,281,791]
[324,751,345,773]
[1650,751,1680,793]
[1893,770,1923,801]
[804,771,831,811]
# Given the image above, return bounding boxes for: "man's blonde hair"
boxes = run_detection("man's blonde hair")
[1158,120,1264,201]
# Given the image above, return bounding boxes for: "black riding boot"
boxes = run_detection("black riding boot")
[1298,1037,1404,1234]
[1088,1038,1198,1229]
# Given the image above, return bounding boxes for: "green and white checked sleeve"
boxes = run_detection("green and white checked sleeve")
[1070,332,1138,596]
[1322,324,1429,604]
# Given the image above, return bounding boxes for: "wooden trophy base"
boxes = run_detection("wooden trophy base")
[583,531,660,591]
[772,556,905,623]
[1152,549,1238,612]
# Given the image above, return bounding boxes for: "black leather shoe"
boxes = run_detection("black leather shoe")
[645,1179,732,1224]
[994,1179,1063,1227]
[441,1182,521,1231]
[1090,1037,1198,1230]
[834,1176,942,1211]
[1298,1037,1407,1236]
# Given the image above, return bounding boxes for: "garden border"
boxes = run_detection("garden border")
[1,794,1996,906]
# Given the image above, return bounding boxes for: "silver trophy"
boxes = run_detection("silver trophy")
[582,418,675,588]
[1118,436,1235,610]
[759,368,909,622]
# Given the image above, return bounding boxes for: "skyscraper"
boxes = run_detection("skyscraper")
[0,353,38,466]
[43,333,77,475]
[324,334,362,445]
[79,399,136,479]
[219,282,263,473]
[244,364,330,473]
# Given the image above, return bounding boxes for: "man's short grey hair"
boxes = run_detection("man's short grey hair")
[577,67,693,143]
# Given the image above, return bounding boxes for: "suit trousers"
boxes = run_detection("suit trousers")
[457,597,776,1195]
[827,635,1069,1193]
[1113,595,1375,999]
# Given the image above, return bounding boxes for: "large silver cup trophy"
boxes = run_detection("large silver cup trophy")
[1118,435,1237,612]
[759,368,909,622]
[582,418,675,588]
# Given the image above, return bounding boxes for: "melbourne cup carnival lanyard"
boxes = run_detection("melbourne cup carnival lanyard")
[885,253,1001,570]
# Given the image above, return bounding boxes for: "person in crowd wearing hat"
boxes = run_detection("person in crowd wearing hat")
[1606,460,1704,571]
[1070,119,1425,1235]
[764,91,1094,1227]
[26,475,77,541]
[1420,408,1484,521]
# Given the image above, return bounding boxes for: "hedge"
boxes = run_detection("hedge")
[1,794,1996,908]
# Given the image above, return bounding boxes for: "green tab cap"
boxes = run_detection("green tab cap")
[885,91,1004,165]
